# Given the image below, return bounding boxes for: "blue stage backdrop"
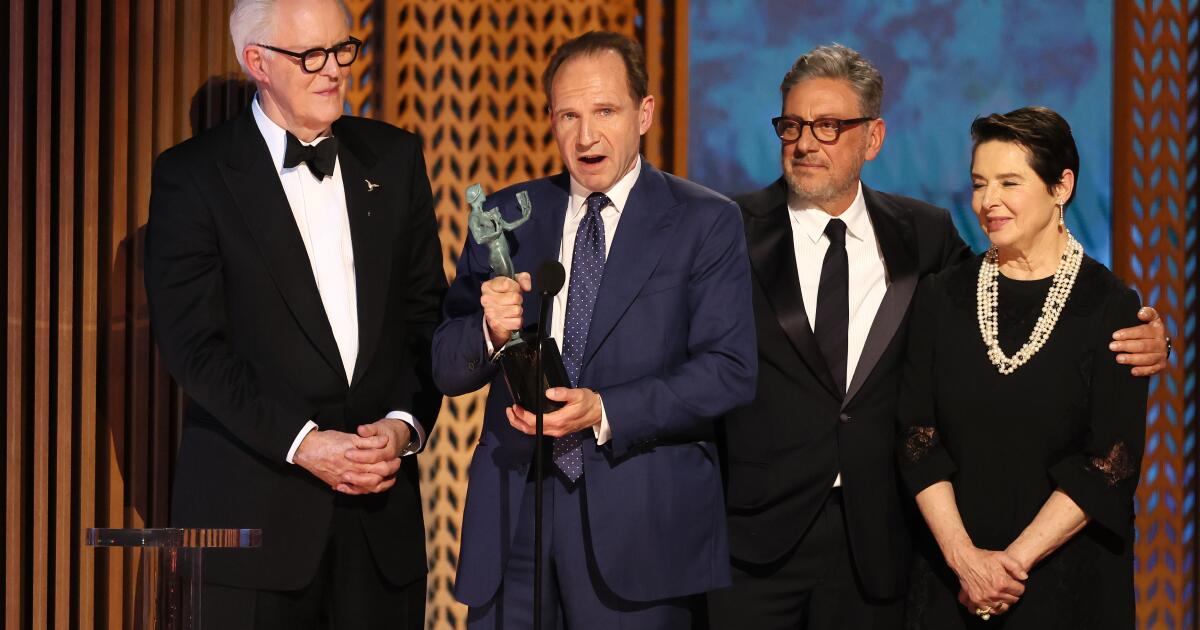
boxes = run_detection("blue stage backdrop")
[687,0,1113,263]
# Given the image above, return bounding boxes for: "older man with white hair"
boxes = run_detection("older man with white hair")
[144,0,445,626]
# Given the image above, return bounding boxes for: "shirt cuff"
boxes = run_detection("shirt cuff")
[286,420,319,464]
[386,410,427,456]
[592,395,611,445]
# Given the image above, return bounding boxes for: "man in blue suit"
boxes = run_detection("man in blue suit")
[432,31,757,629]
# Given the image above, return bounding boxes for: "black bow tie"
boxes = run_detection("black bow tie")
[283,132,338,180]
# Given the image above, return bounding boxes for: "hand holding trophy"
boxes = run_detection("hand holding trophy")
[467,184,569,412]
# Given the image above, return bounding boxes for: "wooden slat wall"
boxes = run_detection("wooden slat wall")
[4,1,686,628]
[4,1,245,627]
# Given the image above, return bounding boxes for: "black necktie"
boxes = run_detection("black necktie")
[815,218,849,394]
[283,132,338,180]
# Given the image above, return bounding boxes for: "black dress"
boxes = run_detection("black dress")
[898,254,1148,629]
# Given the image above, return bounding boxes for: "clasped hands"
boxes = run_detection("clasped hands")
[294,418,411,495]
[947,543,1031,619]
[481,273,603,436]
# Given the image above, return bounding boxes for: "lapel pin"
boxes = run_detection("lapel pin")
[365,179,381,192]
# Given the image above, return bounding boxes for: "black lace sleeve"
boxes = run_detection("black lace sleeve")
[1048,283,1149,542]
[897,274,958,494]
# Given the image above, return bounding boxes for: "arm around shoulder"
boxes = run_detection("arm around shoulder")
[1047,285,1149,540]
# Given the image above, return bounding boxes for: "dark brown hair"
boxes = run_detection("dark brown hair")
[970,106,1080,207]
[542,31,648,107]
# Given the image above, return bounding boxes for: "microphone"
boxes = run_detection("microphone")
[531,259,564,630]
[536,260,566,296]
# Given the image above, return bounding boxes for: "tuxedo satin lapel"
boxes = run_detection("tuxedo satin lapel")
[219,111,345,378]
[745,195,840,399]
[515,175,569,330]
[336,127,387,388]
[581,164,676,371]
[843,187,918,407]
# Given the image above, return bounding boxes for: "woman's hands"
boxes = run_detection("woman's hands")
[945,544,1028,618]
[914,481,1033,618]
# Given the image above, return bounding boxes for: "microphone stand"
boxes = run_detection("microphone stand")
[533,288,553,630]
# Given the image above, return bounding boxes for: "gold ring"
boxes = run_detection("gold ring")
[975,606,993,620]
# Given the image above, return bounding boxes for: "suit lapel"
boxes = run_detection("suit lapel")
[335,123,389,388]
[218,111,345,378]
[744,179,840,398]
[517,175,570,330]
[581,163,677,370]
[842,186,919,408]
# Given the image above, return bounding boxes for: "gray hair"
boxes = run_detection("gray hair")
[229,0,352,75]
[780,44,883,118]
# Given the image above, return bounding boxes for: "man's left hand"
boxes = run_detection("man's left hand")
[1110,306,1169,377]
[338,418,412,495]
[507,387,603,437]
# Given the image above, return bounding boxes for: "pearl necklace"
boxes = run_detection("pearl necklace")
[976,232,1083,375]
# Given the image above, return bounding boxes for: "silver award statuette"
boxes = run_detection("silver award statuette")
[466,184,568,412]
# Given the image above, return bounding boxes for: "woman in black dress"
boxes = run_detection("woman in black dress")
[898,106,1149,628]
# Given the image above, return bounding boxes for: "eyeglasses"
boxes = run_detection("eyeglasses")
[256,37,362,73]
[771,115,875,144]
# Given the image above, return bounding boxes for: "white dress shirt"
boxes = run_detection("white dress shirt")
[251,98,423,463]
[484,157,642,445]
[554,156,643,445]
[788,182,889,486]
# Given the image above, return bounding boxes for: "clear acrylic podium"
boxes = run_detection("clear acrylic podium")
[86,528,261,630]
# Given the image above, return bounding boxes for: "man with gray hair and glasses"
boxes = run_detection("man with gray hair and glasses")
[144,0,444,626]
[708,43,1168,629]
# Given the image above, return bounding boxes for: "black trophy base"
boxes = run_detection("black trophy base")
[497,334,569,414]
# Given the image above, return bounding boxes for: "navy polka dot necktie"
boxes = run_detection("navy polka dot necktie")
[553,192,609,482]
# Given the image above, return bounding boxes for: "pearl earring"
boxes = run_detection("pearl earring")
[1058,204,1065,228]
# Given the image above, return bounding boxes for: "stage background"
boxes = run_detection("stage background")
[687,0,1114,261]
[3,1,1194,629]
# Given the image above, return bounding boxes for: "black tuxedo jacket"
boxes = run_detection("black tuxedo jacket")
[720,178,971,599]
[145,109,445,590]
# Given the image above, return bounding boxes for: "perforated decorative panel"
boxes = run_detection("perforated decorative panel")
[1113,1,1197,628]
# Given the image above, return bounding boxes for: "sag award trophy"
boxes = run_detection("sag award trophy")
[467,183,568,412]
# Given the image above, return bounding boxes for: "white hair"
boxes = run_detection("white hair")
[229,0,353,75]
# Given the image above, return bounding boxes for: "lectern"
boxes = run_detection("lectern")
[86,528,261,630]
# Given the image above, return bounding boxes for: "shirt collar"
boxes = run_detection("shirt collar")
[788,181,870,244]
[567,155,641,220]
[251,94,333,174]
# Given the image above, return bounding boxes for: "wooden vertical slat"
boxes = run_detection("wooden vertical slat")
[151,0,179,530]
[130,0,156,537]
[32,0,55,626]
[79,0,102,625]
[55,2,79,626]
[669,0,687,177]
[7,1,27,628]
[177,1,200,141]
[641,0,664,170]
[105,0,132,626]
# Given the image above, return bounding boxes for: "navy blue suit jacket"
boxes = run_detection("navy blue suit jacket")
[433,162,757,605]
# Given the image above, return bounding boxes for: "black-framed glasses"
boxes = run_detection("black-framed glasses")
[771,115,875,144]
[256,36,362,73]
